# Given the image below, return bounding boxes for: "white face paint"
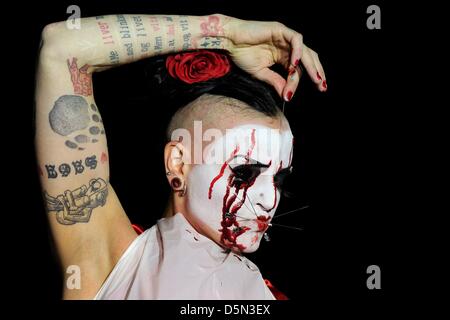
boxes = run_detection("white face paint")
[186,124,294,253]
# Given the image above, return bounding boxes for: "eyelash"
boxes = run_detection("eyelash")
[230,165,263,187]
[229,165,293,189]
[273,167,293,190]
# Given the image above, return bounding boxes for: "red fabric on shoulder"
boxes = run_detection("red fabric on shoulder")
[264,279,289,300]
[132,224,144,235]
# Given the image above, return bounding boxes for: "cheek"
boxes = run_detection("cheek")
[186,165,226,226]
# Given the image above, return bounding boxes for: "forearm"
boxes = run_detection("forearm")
[41,14,232,68]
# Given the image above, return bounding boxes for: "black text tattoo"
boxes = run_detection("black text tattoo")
[44,155,98,179]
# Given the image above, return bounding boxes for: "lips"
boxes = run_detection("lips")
[256,215,271,232]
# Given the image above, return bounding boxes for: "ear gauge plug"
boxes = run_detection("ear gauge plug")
[171,177,181,189]
[170,177,187,197]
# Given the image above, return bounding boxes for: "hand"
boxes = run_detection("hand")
[223,16,327,100]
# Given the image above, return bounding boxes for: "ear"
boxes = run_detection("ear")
[164,141,190,183]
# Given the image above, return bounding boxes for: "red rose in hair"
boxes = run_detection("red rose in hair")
[166,50,231,84]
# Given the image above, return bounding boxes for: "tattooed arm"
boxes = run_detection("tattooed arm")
[36,14,325,299]
[36,14,238,300]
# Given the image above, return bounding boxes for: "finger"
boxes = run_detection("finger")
[311,51,327,91]
[287,31,303,68]
[282,65,302,102]
[300,45,322,90]
[254,68,287,98]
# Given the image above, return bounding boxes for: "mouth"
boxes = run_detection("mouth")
[255,215,271,232]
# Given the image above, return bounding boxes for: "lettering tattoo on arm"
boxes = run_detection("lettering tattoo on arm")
[116,15,135,59]
[198,15,224,49]
[179,17,192,51]
[44,178,108,225]
[44,155,98,179]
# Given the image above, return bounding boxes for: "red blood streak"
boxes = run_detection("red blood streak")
[208,145,240,199]
[267,161,283,212]
[212,129,259,251]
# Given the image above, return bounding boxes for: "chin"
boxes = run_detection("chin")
[236,238,262,253]
[241,244,260,253]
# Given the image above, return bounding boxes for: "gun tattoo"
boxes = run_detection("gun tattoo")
[44,178,108,225]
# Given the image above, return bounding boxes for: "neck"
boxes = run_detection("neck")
[162,194,174,218]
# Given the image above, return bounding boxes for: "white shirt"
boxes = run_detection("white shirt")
[94,212,275,299]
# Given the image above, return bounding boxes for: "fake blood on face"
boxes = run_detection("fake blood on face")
[256,215,270,232]
[266,161,283,212]
[209,129,259,251]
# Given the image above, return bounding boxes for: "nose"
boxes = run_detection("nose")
[253,186,278,213]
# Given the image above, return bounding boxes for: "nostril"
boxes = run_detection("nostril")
[256,202,270,212]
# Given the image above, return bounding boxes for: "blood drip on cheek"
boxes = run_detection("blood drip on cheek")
[267,161,283,212]
[220,172,254,251]
[211,129,258,251]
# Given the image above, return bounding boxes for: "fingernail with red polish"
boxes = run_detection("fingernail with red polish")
[322,80,327,90]
[317,72,322,81]
[286,91,293,101]
[294,59,299,66]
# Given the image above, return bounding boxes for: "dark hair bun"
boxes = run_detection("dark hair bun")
[144,50,281,117]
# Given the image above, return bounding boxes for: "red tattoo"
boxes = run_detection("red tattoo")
[149,16,160,32]
[100,152,108,164]
[97,21,115,45]
[67,58,93,96]
[200,15,224,36]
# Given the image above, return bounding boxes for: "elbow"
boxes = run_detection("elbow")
[39,22,69,61]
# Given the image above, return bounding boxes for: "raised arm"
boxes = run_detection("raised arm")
[36,13,326,299]
[36,14,232,299]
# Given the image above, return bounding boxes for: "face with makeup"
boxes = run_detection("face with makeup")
[184,118,294,253]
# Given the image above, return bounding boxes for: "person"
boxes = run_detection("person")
[36,13,326,299]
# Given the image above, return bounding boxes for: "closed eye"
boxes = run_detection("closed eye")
[274,166,293,190]
[229,162,270,188]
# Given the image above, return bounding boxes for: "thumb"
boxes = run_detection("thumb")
[254,68,286,98]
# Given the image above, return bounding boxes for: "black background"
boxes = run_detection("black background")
[7,0,415,312]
